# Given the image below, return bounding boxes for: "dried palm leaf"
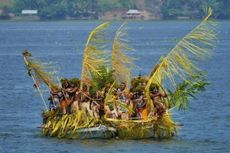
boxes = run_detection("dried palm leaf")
[23,50,59,91]
[80,22,110,90]
[112,23,135,87]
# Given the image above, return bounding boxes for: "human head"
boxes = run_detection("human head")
[150,83,159,93]
[22,49,32,57]
[119,82,126,90]
[61,79,70,88]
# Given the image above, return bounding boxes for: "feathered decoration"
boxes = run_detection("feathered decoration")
[145,8,217,110]
[80,22,110,90]
[112,23,135,86]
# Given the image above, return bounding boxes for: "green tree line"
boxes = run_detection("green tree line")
[161,0,230,19]
[11,0,136,19]
[0,0,229,20]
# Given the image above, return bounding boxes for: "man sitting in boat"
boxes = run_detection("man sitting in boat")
[91,83,114,119]
[116,82,130,119]
[129,76,148,119]
[100,83,111,118]
[149,83,167,118]
[131,89,148,119]
[58,79,78,114]
[62,83,79,113]
[91,90,105,118]
[48,91,59,111]
[77,85,99,117]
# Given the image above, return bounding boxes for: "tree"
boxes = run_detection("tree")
[161,0,230,19]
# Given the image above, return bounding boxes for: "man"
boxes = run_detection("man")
[130,89,148,119]
[59,79,76,114]
[116,82,130,119]
[149,84,167,117]
[48,90,60,111]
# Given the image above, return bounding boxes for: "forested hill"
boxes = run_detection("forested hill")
[0,0,230,20]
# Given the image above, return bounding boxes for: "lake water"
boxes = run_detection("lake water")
[0,20,229,153]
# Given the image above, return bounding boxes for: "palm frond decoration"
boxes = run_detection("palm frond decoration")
[112,23,135,87]
[80,22,110,90]
[104,82,133,116]
[42,110,101,138]
[104,112,176,139]
[23,50,59,91]
[104,82,116,105]
[145,8,217,110]
[167,73,210,110]
[90,65,115,95]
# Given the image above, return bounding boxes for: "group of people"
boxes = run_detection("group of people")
[47,76,167,120]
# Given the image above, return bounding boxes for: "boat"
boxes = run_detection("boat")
[23,8,216,139]
[68,125,117,139]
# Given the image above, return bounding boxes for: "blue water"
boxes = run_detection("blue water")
[0,20,229,153]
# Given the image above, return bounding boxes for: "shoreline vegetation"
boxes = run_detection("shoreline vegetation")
[1,0,230,21]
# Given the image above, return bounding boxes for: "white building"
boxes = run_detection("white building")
[21,10,38,15]
[125,9,141,19]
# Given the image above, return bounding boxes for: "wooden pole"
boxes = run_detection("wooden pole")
[23,56,48,110]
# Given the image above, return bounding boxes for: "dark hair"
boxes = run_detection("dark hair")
[22,49,32,57]
[149,83,159,92]
[61,79,70,88]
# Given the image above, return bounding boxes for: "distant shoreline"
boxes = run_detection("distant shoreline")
[0,18,229,22]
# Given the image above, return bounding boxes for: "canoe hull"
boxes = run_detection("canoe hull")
[69,125,117,139]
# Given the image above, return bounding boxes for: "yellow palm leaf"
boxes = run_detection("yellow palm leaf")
[145,8,217,109]
[23,51,59,91]
[80,22,110,89]
[112,23,135,86]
